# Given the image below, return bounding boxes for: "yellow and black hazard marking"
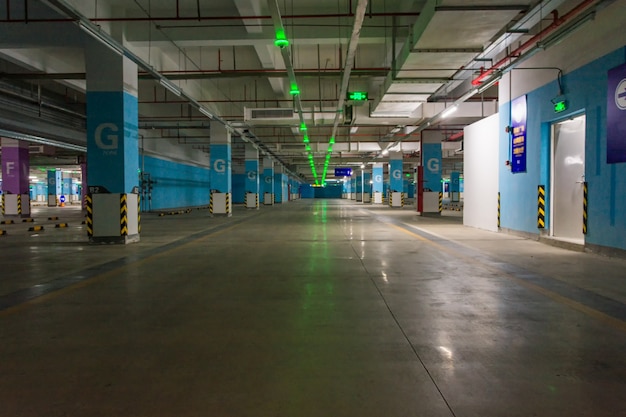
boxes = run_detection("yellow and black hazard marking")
[55,223,69,228]
[28,225,44,232]
[48,216,59,221]
[226,193,231,213]
[583,182,588,235]
[0,229,7,236]
[17,194,22,215]
[0,220,14,225]
[138,195,141,234]
[22,218,34,223]
[1,194,4,215]
[120,194,128,236]
[401,192,405,208]
[497,192,501,228]
[209,194,214,214]
[537,185,546,229]
[438,192,443,213]
[256,193,259,208]
[86,194,93,237]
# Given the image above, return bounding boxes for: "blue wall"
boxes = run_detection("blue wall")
[232,174,245,204]
[300,184,315,198]
[315,184,342,198]
[499,46,626,251]
[141,155,210,210]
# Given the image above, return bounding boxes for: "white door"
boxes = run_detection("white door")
[551,115,586,243]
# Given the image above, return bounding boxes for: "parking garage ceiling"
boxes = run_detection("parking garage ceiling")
[0,0,607,182]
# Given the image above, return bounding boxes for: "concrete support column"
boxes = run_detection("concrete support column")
[356,170,363,202]
[274,166,286,204]
[372,163,384,204]
[244,144,259,209]
[363,171,372,203]
[85,39,140,243]
[351,176,357,200]
[421,133,443,213]
[263,157,274,205]
[389,152,404,208]
[1,138,30,217]
[47,170,62,207]
[209,122,232,216]
[79,156,87,210]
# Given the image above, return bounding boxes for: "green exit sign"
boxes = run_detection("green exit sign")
[347,91,368,101]
[554,100,568,113]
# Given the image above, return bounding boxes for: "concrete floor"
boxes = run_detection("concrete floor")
[0,200,624,417]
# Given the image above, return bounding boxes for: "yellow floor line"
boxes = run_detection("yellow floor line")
[0,224,240,318]
[388,223,626,333]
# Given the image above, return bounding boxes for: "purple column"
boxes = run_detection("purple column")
[1,138,29,194]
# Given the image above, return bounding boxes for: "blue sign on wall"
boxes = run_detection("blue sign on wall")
[607,62,626,164]
[335,167,353,177]
[511,95,527,173]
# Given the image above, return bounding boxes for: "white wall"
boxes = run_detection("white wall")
[463,113,500,232]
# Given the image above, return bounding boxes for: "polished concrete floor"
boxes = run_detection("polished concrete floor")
[0,200,625,417]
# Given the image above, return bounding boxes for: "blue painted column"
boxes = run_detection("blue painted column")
[351,176,357,200]
[210,121,232,216]
[355,170,363,202]
[244,144,259,209]
[363,171,372,203]
[1,138,30,216]
[47,170,62,207]
[372,163,384,204]
[422,141,442,213]
[263,157,274,205]
[389,152,404,207]
[86,39,140,243]
[450,171,461,202]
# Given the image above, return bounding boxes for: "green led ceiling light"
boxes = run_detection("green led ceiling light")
[303,135,309,143]
[274,29,289,48]
[329,136,335,144]
[289,84,300,95]
[300,123,308,131]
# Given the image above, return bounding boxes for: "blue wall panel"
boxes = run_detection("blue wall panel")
[232,174,245,203]
[300,184,315,198]
[499,46,626,250]
[141,156,210,210]
[315,185,343,198]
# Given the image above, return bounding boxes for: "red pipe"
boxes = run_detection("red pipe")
[0,11,419,24]
[472,0,596,85]
[150,67,390,75]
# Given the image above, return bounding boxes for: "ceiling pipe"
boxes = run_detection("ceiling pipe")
[39,0,301,177]
[472,0,598,85]
[320,0,369,183]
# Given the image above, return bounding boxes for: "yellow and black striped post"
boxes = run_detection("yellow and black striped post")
[138,195,142,234]
[537,185,546,229]
[86,194,93,237]
[401,193,405,207]
[209,193,214,214]
[583,182,588,235]
[438,192,443,213]
[1,194,4,215]
[120,194,128,237]
[255,193,259,208]
[17,194,22,215]
[497,192,501,228]
[226,193,231,213]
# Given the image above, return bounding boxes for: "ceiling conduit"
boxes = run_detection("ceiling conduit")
[39,0,301,180]
[472,0,601,85]
[320,0,368,183]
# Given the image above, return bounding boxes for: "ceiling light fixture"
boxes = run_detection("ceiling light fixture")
[441,105,458,119]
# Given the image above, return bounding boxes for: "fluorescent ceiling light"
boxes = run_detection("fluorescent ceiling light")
[390,127,401,133]
[77,21,123,56]
[160,78,182,97]
[381,149,389,156]
[350,126,359,134]
[477,75,502,94]
[199,107,213,119]
[441,105,458,119]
